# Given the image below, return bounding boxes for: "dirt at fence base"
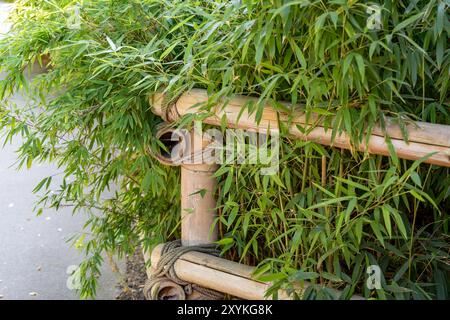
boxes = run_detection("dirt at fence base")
[115,248,147,300]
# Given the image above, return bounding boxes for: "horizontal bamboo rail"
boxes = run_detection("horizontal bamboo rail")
[150,89,450,167]
[146,244,363,300]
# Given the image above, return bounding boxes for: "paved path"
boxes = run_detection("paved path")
[0,2,122,300]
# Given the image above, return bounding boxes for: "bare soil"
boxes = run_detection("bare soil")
[115,249,147,300]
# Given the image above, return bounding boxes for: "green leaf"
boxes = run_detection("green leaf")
[391,210,408,239]
[308,196,354,210]
[223,171,233,195]
[189,188,207,198]
[141,171,153,192]
[168,15,195,34]
[392,12,424,33]
[216,238,234,246]
[353,53,365,81]
[381,205,392,238]
[290,270,319,281]
[342,53,353,77]
[409,172,422,187]
[258,272,287,282]
[370,221,385,247]
[290,40,307,69]
[345,198,357,222]
[410,189,424,202]
[160,40,181,60]
[385,137,399,167]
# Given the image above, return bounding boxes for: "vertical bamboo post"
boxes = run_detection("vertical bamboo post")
[174,130,220,298]
[153,125,219,246]
[145,126,220,299]
[181,163,218,246]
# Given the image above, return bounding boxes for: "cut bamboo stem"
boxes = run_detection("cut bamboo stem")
[153,126,218,246]
[181,164,218,246]
[151,89,450,167]
[148,243,363,300]
[149,243,289,300]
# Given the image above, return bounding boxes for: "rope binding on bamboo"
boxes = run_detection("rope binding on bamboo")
[143,240,224,300]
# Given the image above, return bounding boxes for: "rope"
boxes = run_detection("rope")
[160,92,181,123]
[144,240,224,300]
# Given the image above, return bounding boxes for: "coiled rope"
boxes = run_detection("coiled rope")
[144,240,224,300]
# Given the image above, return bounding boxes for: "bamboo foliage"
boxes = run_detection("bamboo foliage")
[0,0,448,299]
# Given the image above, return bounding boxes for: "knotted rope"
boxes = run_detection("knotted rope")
[144,240,224,300]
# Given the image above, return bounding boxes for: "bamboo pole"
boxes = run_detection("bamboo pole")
[181,164,218,246]
[148,243,363,300]
[151,89,450,167]
[145,127,220,299]
[153,126,218,246]
[149,243,289,300]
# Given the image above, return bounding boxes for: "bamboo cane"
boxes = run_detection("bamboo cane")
[181,164,218,246]
[144,127,220,299]
[150,89,450,167]
[148,243,364,300]
[153,126,218,246]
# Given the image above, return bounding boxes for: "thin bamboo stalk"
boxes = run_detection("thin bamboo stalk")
[150,89,450,167]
